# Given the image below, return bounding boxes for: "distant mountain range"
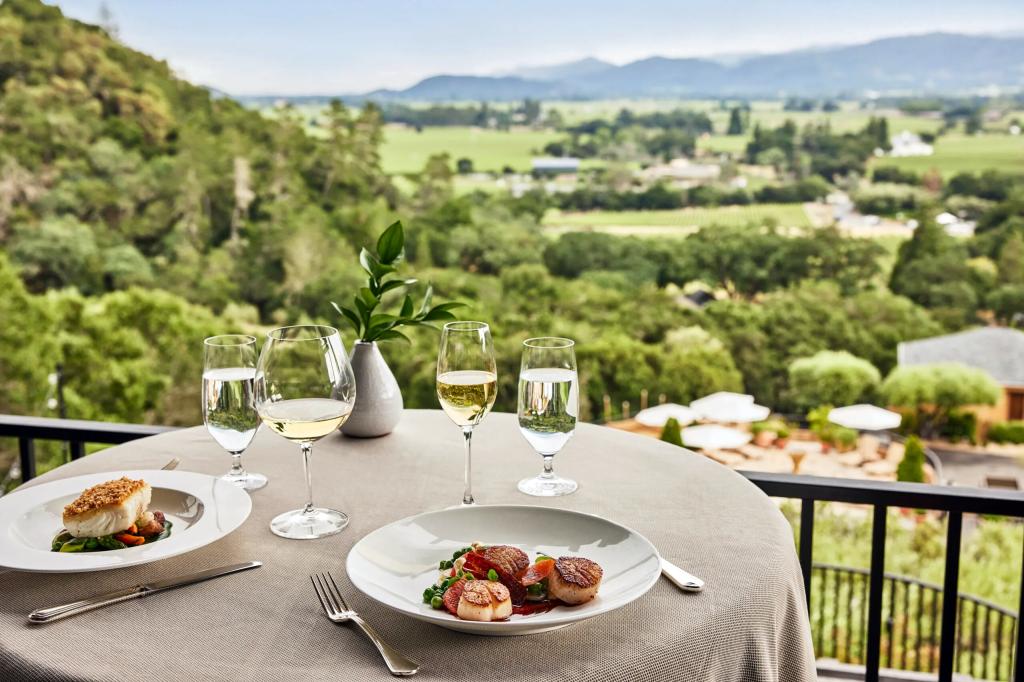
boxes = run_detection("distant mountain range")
[331,32,1024,103]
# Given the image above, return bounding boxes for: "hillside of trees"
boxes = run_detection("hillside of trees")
[3,0,1024,479]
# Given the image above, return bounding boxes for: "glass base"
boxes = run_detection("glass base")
[221,471,268,491]
[270,507,349,539]
[517,474,578,497]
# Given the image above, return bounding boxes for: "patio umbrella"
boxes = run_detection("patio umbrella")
[690,391,770,423]
[681,424,752,450]
[828,404,902,431]
[635,403,698,428]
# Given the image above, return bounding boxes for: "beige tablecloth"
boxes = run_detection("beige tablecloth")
[0,410,815,681]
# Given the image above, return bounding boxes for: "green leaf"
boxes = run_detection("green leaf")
[431,301,466,313]
[375,329,412,344]
[419,284,434,316]
[376,221,404,264]
[368,313,398,328]
[423,308,458,322]
[359,287,378,311]
[331,302,363,335]
[381,278,417,294]
[400,295,414,319]
[359,248,377,277]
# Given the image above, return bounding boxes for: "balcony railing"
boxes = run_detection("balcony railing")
[2,414,1023,681]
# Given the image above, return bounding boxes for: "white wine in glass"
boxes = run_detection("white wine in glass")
[437,322,497,506]
[256,325,355,540]
[517,337,579,497]
[202,335,267,491]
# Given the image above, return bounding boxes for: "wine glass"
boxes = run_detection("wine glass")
[255,325,355,539]
[516,337,579,497]
[436,321,497,506]
[202,335,268,491]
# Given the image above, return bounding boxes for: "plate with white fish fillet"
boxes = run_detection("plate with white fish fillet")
[346,505,661,635]
[0,470,251,573]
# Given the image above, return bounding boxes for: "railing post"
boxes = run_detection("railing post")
[865,504,887,682]
[939,511,963,682]
[1015,532,1024,682]
[70,441,85,460]
[799,499,814,609]
[18,437,36,482]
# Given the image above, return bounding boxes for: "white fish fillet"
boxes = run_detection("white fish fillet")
[62,478,151,538]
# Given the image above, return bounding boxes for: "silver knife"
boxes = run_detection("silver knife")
[661,558,705,592]
[28,561,262,624]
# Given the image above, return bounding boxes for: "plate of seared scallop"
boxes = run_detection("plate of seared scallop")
[346,505,662,635]
[0,470,252,573]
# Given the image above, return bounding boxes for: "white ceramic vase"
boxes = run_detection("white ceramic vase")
[341,341,403,437]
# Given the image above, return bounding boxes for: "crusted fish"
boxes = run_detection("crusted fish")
[62,477,151,538]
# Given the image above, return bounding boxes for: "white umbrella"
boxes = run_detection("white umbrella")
[828,404,902,431]
[635,403,698,428]
[690,391,770,423]
[682,424,752,450]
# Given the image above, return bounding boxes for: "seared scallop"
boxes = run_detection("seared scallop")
[548,556,603,605]
[456,580,512,622]
[481,545,529,576]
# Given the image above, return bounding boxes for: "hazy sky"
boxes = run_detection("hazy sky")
[52,0,1024,95]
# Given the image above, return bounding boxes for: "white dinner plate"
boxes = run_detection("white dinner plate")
[0,470,252,573]
[346,505,661,635]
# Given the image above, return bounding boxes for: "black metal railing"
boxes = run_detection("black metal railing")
[2,414,1023,681]
[742,471,1024,682]
[811,562,1019,680]
[0,414,175,481]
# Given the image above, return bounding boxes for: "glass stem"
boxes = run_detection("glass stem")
[301,442,315,514]
[229,452,245,476]
[542,455,555,478]
[462,426,475,505]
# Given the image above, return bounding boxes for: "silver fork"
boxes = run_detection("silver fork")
[310,572,420,677]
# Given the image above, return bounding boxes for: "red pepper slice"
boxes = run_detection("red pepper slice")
[517,559,555,586]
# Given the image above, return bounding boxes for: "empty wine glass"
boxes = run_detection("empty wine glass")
[516,337,579,497]
[202,334,267,491]
[256,325,355,539]
[436,321,497,506]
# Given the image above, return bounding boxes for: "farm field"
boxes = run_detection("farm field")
[872,133,1024,177]
[380,125,559,174]
[543,203,812,237]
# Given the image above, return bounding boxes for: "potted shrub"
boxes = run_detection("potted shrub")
[773,423,791,448]
[751,421,777,447]
[332,221,464,437]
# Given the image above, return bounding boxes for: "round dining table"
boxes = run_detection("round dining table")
[0,410,815,682]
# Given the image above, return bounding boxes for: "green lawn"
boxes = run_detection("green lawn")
[872,133,1024,178]
[380,125,560,174]
[543,203,811,237]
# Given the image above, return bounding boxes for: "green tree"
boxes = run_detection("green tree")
[660,418,683,446]
[997,232,1024,285]
[788,351,881,410]
[987,284,1024,325]
[890,214,980,327]
[726,107,745,135]
[897,436,926,483]
[881,363,1000,438]
[0,252,58,415]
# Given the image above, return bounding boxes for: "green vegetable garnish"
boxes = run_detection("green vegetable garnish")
[487,569,499,581]
[527,582,545,596]
[430,595,443,609]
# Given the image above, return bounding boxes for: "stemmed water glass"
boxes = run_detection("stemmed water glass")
[516,337,579,497]
[202,334,267,491]
[436,321,497,506]
[255,325,356,539]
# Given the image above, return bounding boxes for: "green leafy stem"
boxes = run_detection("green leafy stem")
[332,220,465,343]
